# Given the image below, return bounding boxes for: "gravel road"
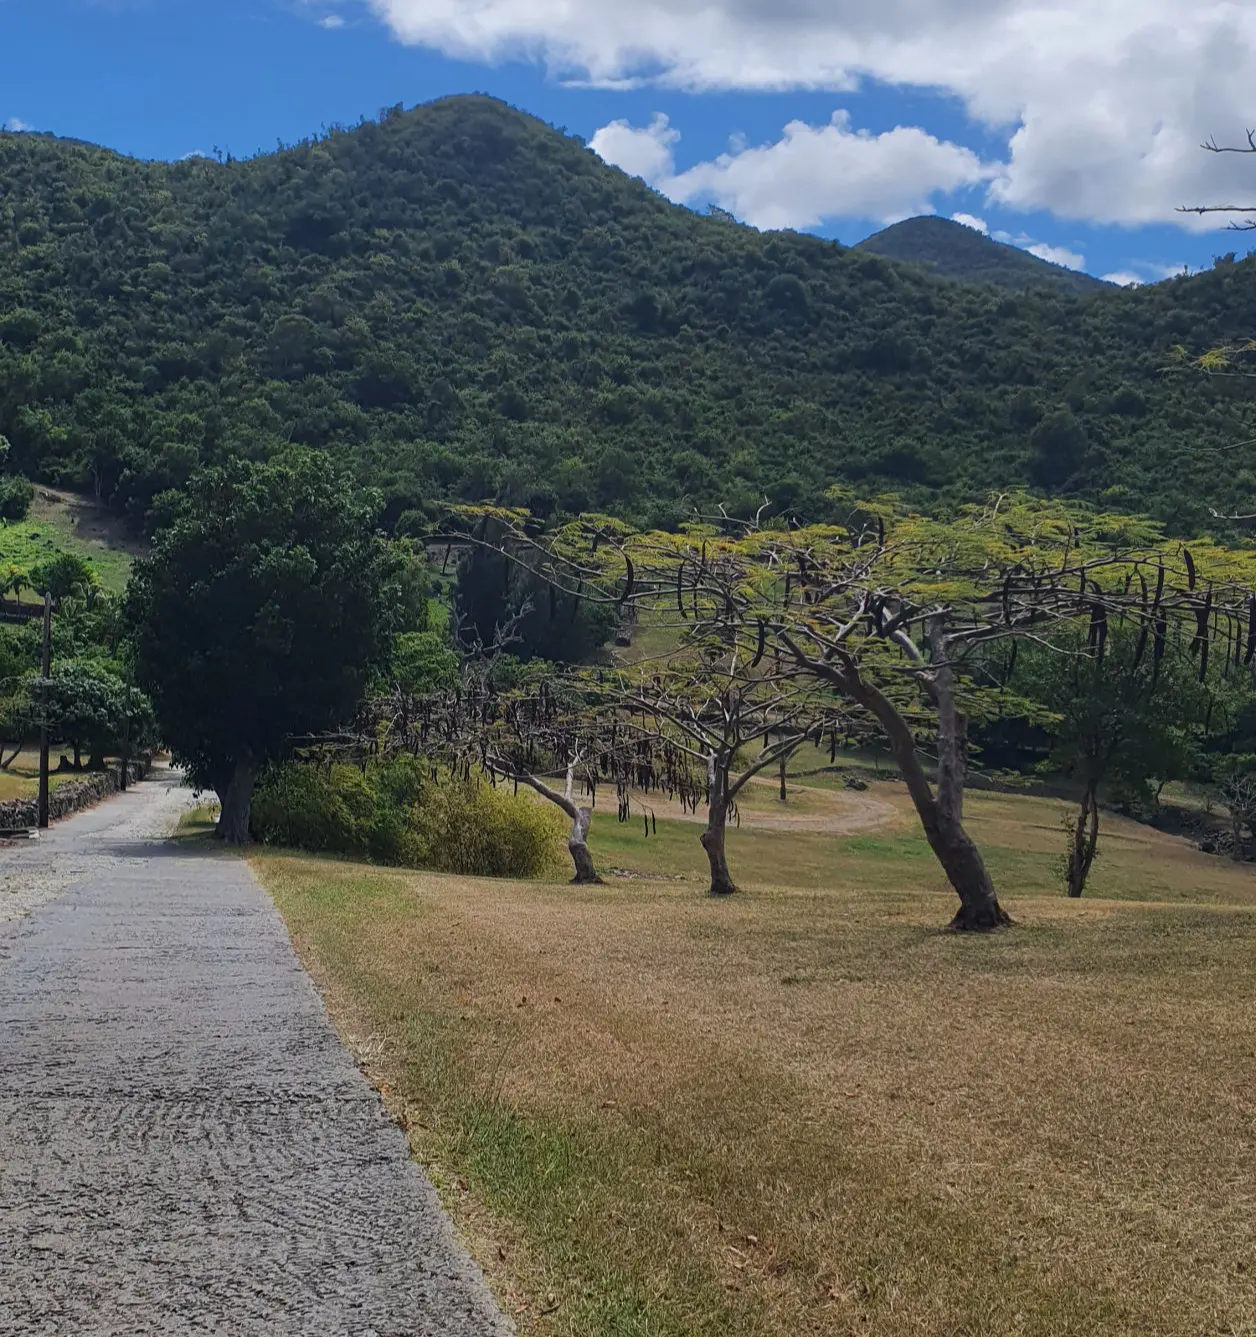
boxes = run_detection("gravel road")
[0,768,513,1336]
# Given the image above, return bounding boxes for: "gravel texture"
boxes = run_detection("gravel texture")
[0,768,514,1336]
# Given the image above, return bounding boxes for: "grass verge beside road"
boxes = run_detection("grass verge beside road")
[256,787,1256,1337]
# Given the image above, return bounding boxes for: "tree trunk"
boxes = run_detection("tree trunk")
[779,752,788,803]
[216,757,257,845]
[0,742,20,771]
[800,640,1010,930]
[567,806,602,885]
[72,742,82,771]
[701,807,737,897]
[924,619,1009,929]
[702,764,737,896]
[503,760,604,885]
[1066,783,1101,897]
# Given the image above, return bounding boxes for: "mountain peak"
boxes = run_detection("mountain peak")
[855,216,1113,295]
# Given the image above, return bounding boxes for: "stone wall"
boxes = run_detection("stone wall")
[0,757,152,832]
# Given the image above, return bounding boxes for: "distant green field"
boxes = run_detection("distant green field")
[0,491,138,596]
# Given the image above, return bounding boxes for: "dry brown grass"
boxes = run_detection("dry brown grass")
[259,802,1256,1337]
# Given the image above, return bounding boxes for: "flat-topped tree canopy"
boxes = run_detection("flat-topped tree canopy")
[453,493,1256,926]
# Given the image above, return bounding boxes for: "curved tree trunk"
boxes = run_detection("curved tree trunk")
[918,808,1009,929]
[567,805,602,885]
[1066,783,1100,897]
[783,629,1010,930]
[503,761,604,885]
[216,757,257,845]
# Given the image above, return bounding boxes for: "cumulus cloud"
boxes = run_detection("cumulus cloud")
[3,118,32,133]
[318,15,346,28]
[1025,241,1086,271]
[589,114,679,185]
[951,212,989,233]
[1102,271,1144,287]
[593,112,993,229]
[367,0,1256,229]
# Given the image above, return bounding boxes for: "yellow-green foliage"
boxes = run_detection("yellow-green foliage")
[252,758,565,880]
[412,773,567,879]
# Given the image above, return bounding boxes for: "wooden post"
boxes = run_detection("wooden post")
[37,591,51,830]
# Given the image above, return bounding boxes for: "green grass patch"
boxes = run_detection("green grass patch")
[0,490,138,595]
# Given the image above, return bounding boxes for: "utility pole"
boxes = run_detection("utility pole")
[120,661,132,793]
[37,591,51,830]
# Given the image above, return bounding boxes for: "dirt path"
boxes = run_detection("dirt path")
[630,777,900,835]
[0,771,511,1336]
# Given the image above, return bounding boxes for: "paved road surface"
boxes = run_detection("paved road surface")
[0,768,513,1336]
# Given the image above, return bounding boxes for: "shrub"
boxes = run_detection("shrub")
[251,757,565,878]
[412,773,566,878]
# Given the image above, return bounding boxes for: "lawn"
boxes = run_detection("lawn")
[0,487,141,596]
[256,780,1256,1337]
[0,749,88,802]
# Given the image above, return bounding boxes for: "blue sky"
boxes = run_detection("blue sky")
[4,0,1255,285]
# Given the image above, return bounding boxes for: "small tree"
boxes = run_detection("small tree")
[1016,630,1210,897]
[438,669,613,885]
[594,649,828,896]
[127,453,418,842]
[31,553,101,604]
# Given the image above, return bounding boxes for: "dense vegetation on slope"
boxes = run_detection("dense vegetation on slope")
[855,216,1114,295]
[2,95,1256,534]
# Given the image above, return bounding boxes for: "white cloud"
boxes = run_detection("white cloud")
[367,0,1256,230]
[593,111,993,230]
[318,15,346,28]
[589,114,679,185]
[1026,241,1086,271]
[1102,271,1144,286]
[1146,260,1194,279]
[951,212,989,233]
[3,118,32,133]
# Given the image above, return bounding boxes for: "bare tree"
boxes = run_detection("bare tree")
[1178,131,1256,230]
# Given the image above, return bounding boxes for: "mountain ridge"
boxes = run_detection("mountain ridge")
[1,94,1254,537]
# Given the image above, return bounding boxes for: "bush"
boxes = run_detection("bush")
[251,757,565,878]
[412,773,566,878]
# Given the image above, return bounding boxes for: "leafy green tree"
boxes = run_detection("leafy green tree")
[390,630,460,695]
[1015,629,1211,897]
[127,453,418,842]
[0,475,34,522]
[43,658,155,770]
[31,553,101,602]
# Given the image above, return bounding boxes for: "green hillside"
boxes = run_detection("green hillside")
[2,95,1256,534]
[855,215,1114,295]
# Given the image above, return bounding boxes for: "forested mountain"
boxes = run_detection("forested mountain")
[2,94,1256,536]
[855,216,1113,296]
